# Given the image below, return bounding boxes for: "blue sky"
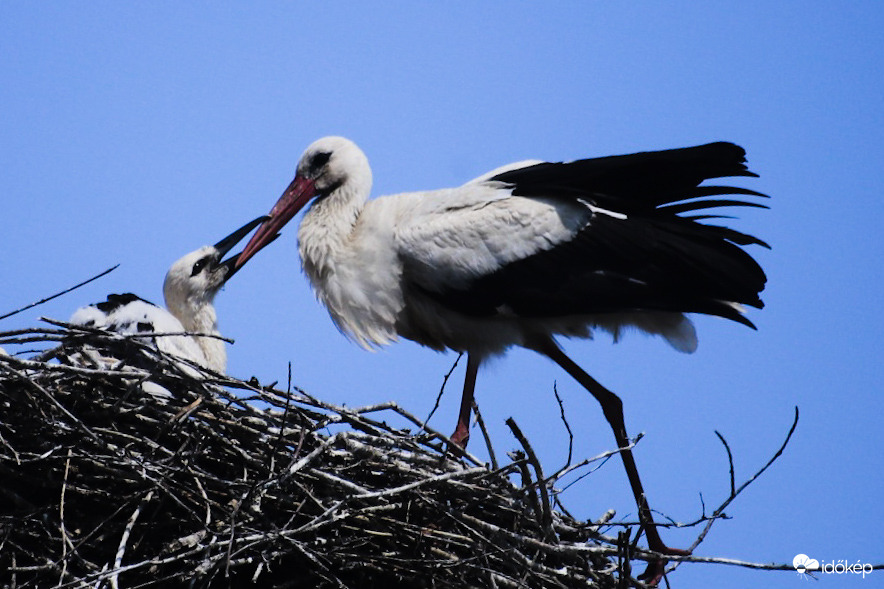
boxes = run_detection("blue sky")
[2,3,882,587]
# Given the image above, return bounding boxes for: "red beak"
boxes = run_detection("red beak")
[235,175,317,269]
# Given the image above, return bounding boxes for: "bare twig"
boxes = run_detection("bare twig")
[0,265,118,322]
[506,417,555,542]
[418,352,462,436]
[683,407,800,558]
[714,430,736,497]
[472,399,499,470]
[109,490,154,589]
[57,449,73,589]
[552,382,574,468]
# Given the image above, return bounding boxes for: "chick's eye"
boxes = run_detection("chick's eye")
[191,257,211,276]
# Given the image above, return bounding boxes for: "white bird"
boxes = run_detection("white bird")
[235,136,768,582]
[70,216,269,374]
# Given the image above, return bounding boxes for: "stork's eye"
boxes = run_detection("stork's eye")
[191,256,212,276]
[310,151,331,172]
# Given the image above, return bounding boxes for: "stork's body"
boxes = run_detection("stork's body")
[237,136,768,584]
[298,177,709,357]
[70,217,267,374]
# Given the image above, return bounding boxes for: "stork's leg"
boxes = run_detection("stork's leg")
[450,353,480,448]
[529,338,688,585]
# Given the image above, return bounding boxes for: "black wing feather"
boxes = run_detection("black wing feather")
[657,199,768,215]
[95,293,159,314]
[423,142,768,326]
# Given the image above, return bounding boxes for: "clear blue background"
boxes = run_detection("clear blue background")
[2,3,882,587]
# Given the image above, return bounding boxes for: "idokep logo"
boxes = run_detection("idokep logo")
[793,554,819,574]
[793,554,874,579]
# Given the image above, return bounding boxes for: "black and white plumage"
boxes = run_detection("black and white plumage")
[70,216,268,374]
[235,136,768,582]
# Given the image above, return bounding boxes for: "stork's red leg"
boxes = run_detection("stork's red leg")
[531,338,689,586]
[450,353,480,448]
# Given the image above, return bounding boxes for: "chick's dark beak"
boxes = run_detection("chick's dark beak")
[211,216,275,283]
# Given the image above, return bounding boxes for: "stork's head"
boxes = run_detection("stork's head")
[162,216,268,326]
[235,136,372,268]
[298,136,372,195]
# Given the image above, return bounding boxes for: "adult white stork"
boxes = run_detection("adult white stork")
[70,216,269,374]
[235,136,768,583]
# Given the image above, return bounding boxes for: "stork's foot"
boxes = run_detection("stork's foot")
[638,545,690,586]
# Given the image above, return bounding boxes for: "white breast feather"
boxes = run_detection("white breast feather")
[300,197,406,350]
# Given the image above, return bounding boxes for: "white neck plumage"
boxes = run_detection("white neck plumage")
[298,182,366,286]
[173,297,225,373]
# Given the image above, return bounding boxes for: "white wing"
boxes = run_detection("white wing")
[393,183,591,293]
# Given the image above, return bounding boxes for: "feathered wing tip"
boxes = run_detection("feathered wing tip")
[490,141,766,209]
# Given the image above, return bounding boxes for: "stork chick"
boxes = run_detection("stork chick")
[70,216,269,373]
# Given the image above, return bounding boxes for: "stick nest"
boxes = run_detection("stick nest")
[0,325,630,588]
